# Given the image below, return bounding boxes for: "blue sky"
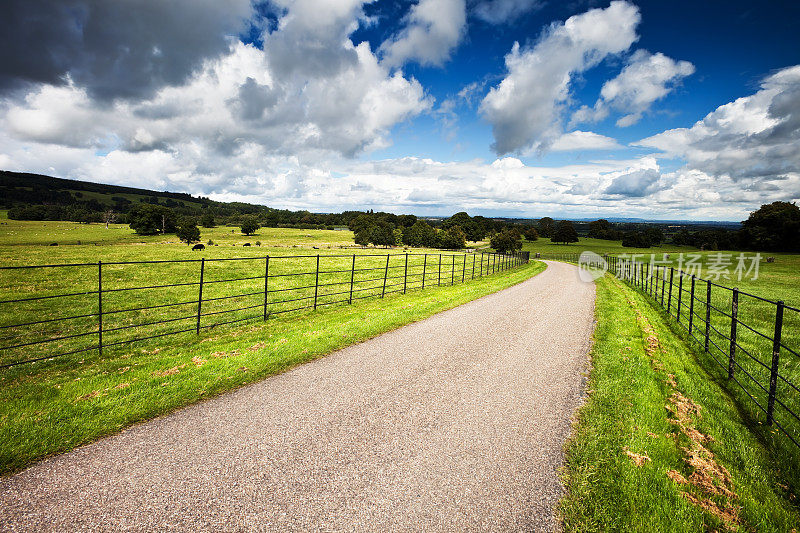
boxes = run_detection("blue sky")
[1,0,798,220]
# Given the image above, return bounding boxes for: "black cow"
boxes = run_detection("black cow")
[243,243,251,247]
[192,244,205,251]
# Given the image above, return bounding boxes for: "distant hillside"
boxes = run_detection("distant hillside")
[0,170,210,210]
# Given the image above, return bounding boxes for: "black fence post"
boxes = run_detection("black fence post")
[451,254,455,285]
[382,254,390,297]
[480,253,484,277]
[472,253,476,279]
[438,254,442,286]
[677,272,683,323]
[728,288,739,379]
[462,253,467,282]
[349,254,355,304]
[197,257,204,334]
[766,301,784,425]
[661,267,666,305]
[704,280,711,352]
[668,267,674,314]
[403,253,408,294]
[689,275,696,336]
[313,254,320,310]
[263,256,270,320]
[422,254,427,289]
[98,260,103,356]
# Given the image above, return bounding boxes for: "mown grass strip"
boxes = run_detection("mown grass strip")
[559,274,799,532]
[0,260,544,476]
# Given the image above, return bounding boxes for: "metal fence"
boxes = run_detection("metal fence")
[539,252,800,452]
[0,251,529,371]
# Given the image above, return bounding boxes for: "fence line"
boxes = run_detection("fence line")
[0,251,530,371]
[538,252,800,453]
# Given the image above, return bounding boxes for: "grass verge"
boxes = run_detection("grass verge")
[559,274,799,531]
[0,260,545,476]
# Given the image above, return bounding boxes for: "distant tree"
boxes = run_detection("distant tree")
[348,214,374,234]
[176,219,201,244]
[523,227,539,241]
[621,231,651,248]
[200,213,216,228]
[354,228,370,247]
[740,201,800,252]
[397,214,418,227]
[393,228,404,246]
[404,220,437,247]
[551,220,579,244]
[645,226,664,246]
[537,217,555,238]
[587,218,624,240]
[240,216,260,236]
[368,221,395,247]
[128,204,176,235]
[490,229,522,253]
[438,225,467,249]
[102,209,118,229]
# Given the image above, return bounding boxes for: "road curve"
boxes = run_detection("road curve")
[0,260,595,532]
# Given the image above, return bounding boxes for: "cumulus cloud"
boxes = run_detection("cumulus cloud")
[2,4,432,160]
[549,131,623,152]
[380,0,467,67]
[636,65,800,183]
[572,49,694,127]
[604,168,661,196]
[480,1,640,155]
[0,0,254,100]
[472,0,543,24]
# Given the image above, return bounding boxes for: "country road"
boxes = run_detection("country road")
[0,260,596,532]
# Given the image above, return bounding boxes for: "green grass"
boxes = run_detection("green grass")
[533,238,800,455]
[0,250,543,475]
[560,274,800,531]
[521,236,698,256]
[0,216,355,251]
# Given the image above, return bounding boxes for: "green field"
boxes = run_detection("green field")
[526,237,800,459]
[0,217,538,474]
[560,275,800,531]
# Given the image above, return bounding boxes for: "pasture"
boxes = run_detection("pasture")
[0,216,541,474]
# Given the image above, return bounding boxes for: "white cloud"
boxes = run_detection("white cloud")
[472,0,543,24]
[2,3,432,160]
[637,65,800,184]
[549,131,623,152]
[572,49,694,127]
[380,0,467,68]
[480,1,640,155]
[604,168,661,196]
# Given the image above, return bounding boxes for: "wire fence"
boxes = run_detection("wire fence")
[538,252,800,453]
[0,251,529,371]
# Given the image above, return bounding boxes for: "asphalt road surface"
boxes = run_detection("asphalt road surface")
[0,260,595,532]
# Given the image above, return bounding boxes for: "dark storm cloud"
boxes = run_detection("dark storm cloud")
[0,0,254,100]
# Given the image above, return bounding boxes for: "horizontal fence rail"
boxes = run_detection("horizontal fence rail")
[0,251,529,371]
[538,252,800,454]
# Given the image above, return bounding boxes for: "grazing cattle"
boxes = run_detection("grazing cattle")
[49,242,58,246]
[767,256,775,263]
[243,243,251,247]
[192,244,205,251]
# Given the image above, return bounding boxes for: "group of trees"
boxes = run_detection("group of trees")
[668,202,799,252]
[350,214,469,249]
